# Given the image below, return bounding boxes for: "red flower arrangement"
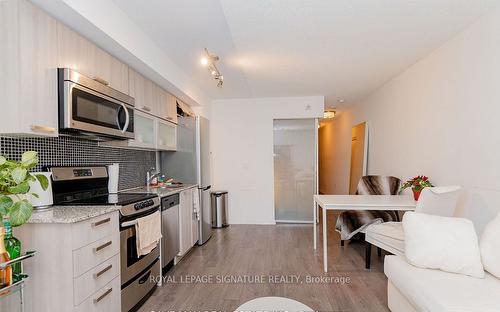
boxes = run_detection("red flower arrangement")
[401,175,434,200]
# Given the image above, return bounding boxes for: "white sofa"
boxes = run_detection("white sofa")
[383,186,500,312]
[384,255,500,312]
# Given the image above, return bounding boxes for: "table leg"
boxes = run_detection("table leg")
[323,206,328,272]
[313,200,317,250]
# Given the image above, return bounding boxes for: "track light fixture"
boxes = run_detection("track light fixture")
[200,48,223,88]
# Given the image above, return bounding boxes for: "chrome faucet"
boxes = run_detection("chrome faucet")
[146,167,161,186]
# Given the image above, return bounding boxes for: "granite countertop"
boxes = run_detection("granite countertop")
[26,184,198,224]
[27,205,120,224]
[124,184,198,198]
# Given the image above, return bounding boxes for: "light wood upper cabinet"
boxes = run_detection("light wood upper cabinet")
[128,68,157,112]
[155,84,168,120]
[95,49,129,95]
[160,89,177,123]
[57,22,129,95]
[130,69,178,123]
[0,0,58,137]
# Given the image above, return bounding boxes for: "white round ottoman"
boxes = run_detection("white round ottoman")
[236,296,314,312]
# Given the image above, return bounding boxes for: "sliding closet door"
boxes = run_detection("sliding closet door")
[273,119,316,223]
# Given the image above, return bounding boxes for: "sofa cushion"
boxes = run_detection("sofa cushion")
[403,212,484,278]
[385,255,500,312]
[480,212,500,279]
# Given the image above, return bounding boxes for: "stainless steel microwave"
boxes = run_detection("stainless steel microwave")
[58,68,135,140]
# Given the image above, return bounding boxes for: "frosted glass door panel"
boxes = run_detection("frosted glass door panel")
[157,120,177,151]
[274,119,315,222]
[134,111,155,148]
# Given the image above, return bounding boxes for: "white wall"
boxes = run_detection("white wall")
[211,96,324,224]
[323,6,500,234]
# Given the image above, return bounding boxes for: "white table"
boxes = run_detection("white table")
[313,195,416,272]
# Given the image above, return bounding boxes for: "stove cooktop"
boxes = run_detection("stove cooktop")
[56,193,157,206]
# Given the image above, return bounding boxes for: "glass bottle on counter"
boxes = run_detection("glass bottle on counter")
[0,226,12,288]
[3,216,21,276]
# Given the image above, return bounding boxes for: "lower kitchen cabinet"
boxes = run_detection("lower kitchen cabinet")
[15,211,121,312]
[177,188,199,258]
[74,276,121,312]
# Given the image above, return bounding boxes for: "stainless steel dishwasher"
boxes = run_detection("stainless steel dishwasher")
[161,194,180,274]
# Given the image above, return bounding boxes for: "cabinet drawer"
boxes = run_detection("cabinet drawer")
[73,254,120,306]
[73,232,120,277]
[74,276,120,312]
[71,212,118,250]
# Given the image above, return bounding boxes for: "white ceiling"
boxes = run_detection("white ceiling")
[112,0,497,107]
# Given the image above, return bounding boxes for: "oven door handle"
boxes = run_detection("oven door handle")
[121,220,137,228]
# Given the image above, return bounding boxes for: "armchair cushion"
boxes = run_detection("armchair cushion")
[403,212,484,278]
[366,222,405,255]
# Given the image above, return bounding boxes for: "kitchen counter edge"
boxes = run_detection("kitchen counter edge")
[25,184,198,224]
[26,205,120,224]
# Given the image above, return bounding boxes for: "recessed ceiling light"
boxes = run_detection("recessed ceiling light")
[337,99,345,103]
[323,110,336,119]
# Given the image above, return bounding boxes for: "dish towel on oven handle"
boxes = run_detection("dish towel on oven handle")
[135,211,162,257]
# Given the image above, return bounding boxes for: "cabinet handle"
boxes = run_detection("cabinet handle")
[92,218,111,227]
[142,106,151,112]
[193,211,200,221]
[31,125,56,134]
[93,287,112,304]
[94,264,113,279]
[93,76,109,86]
[166,116,173,120]
[93,241,112,253]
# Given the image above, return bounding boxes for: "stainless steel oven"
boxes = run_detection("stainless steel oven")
[120,197,161,312]
[58,68,135,139]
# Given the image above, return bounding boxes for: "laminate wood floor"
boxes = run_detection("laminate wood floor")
[139,213,390,312]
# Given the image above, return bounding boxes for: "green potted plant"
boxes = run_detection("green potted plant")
[0,151,49,226]
[401,175,434,201]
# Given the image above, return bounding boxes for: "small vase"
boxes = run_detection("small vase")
[412,189,422,201]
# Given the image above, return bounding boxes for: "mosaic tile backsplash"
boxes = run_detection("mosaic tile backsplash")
[0,136,156,191]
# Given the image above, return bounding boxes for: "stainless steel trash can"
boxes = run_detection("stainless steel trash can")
[211,191,228,228]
